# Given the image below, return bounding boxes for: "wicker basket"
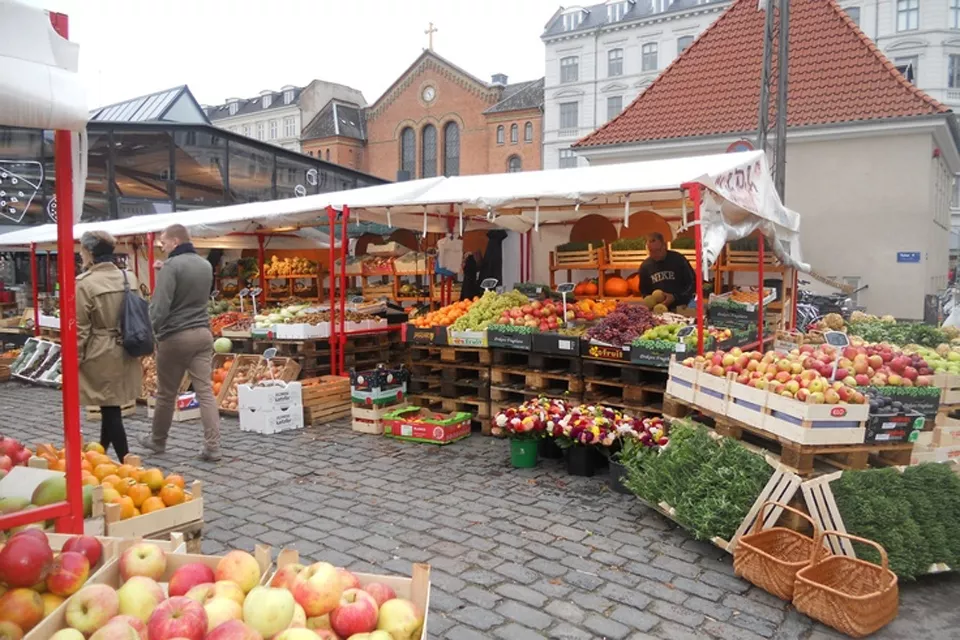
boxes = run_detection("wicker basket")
[792,530,899,638]
[733,501,818,601]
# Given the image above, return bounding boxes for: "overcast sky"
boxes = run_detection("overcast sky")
[26,0,561,109]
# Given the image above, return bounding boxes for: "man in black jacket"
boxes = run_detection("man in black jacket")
[639,232,696,310]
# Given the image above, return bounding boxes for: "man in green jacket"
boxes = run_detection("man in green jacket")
[140,224,222,461]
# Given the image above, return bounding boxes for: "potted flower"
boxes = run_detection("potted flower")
[493,397,565,468]
[609,416,667,494]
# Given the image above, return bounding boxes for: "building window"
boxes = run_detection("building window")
[952,0,960,29]
[400,127,415,177]
[228,102,238,116]
[896,0,918,31]
[524,121,534,142]
[326,149,330,161]
[262,94,272,109]
[269,120,278,140]
[284,89,294,104]
[561,56,579,83]
[256,122,264,140]
[950,55,960,88]
[607,1,629,22]
[607,95,623,121]
[421,124,438,178]
[443,122,460,176]
[496,125,505,144]
[510,123,519,143]
[844,6,861,26]
[559,148,577,169]
[895,55,918,83]
[283,117,296,138]
[562,10,584,31]
[559,102,579,135]
[677,35,694,53]
[242,124,250,137]
[608,48,624,77]
[507,155,522,173]
[641,43,658,71]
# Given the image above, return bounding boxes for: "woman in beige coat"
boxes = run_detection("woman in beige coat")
[76,231,143,461]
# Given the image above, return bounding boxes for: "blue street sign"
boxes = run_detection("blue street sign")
[897,251,921,263]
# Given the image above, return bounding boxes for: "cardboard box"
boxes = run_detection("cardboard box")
[910,444,960,465]
[239,381,303,410]
[382,407,471,445]
[146,394,201,422]
[240,403,305,434]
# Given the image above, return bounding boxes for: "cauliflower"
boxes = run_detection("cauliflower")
[880,315,897,324]
[823,313,845,330]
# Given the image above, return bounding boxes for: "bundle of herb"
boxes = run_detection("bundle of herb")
[847,321,948,348]
[670,237,695,249]
[611,237,648,251]
[557,241,598,253]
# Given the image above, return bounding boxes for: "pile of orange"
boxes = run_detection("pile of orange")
[575,298,617,319]
[39,442,192,521]
[212,357,235,398]
[410,297,478,328]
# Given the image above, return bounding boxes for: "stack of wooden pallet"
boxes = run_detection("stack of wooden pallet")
[300,376,351,425]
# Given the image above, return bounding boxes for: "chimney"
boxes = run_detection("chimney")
[491,73,508,87]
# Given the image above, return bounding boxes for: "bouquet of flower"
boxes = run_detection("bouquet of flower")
[493,397,571,440]
[613,415,668,463]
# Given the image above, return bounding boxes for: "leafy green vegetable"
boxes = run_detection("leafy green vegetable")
[611,237,647,251]
[557,241,599,252]
[670,237,695,249]
[623,421,773,541]
[847,321,949,348]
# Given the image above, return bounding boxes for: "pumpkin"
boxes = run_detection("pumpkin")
[604,276,629,297]
[626,273,640,295]
[574,282,586,296]
[583,280,599,296]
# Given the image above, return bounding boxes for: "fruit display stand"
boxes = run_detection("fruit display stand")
[548,243,601,290]
[101,480,204,553]
[301,375,352,426]
[271,549,431,640]
[579,346,668,418]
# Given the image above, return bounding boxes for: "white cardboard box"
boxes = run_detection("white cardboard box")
[238,381,303,411]
[239,404,305,434]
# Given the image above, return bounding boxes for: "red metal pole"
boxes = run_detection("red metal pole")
[147,232,156,292]
[757,232,765,347]
[326,206,337,375]
[51,10,83,534]
[257,234,266,306]
[683,184,705,356]
[339,206,349,376]
[133,241,140,281]
[30,242,39,336]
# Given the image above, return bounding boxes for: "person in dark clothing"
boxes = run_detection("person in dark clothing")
[479,230,508,285]
[639,232,696,310]
[461,251,482,300]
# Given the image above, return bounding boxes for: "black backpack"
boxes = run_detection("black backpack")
[120,270,154,357]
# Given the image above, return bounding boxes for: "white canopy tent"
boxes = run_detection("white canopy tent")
[0,149,807,273]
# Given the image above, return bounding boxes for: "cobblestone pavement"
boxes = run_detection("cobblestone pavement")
[3,384,960,639]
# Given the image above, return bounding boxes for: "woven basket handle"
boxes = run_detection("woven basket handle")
[811,529,889,571]
[751,500,817,535]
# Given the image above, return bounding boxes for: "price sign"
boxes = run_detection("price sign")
[556,282,576,294]
[210,289,219,301]
[249,288,263,316]
[262,347,278,360]
[677,326,695,339]
[239,288,250,298]
[824,331,850,348]
[350,296,366,304]
[480,278,498,291]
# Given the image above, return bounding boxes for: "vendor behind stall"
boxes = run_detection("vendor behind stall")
[639,232,696,310]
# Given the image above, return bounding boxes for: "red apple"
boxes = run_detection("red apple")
[854,374,870,387]
[206,619,263,640]
[63,536,104,569]
[106,615,148,639]
[169,563,216,598]
[0,534,53,587]
[336,568,361,591]
[120,543,167,581]
[291,562,342,617]
[362,583,397,608]
[903,366,918,381]
[330,589,378,638]
[66,584,120,634]
[89,621,140,640]
[795,388,810,402]
[215,551,261,594]
[147,597,208,640]
[0,589,44,632]
[0,456,11,473]
[0,621,22,640]
[46,551,90,597]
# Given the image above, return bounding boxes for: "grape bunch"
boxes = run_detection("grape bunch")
[586,303,664,346]
[451,289,530,330]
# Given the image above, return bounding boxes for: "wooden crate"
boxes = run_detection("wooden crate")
[725,376,768,428]
[763,391,867,446]
[693,368,730,414]
[0,364,9,382]
[85,402,136,421]
[554,244,599,267]
[102,480,204,545]
[934,372,960,405]
[606,245,648,267]
[666,356,697,403]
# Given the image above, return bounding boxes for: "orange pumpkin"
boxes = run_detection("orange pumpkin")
[626,273,641,295]
[604,277,629,297]
[573,283,586,296]
[583,281,599,296]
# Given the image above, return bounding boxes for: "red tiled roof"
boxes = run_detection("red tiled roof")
[576,0,948,148]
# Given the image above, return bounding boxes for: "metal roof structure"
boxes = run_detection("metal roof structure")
[90,85,210,124]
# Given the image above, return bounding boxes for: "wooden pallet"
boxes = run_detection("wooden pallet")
[581,358,664,385]
[304,402,352,425]
[490,385,536,404]
[526,370,584,396]
[441,378,490,400]
[583,378,663,415]
[492,349,582,374]
[439,346,492,366]
[407,393,445,412]
[442,397,492,434]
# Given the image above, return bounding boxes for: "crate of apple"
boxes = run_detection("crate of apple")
[0,435,35,479]
[496,300,564,332]
[0,530,105,636]
[31,542,428,640]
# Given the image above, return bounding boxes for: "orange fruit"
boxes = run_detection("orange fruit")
[81,473,100,487]
[159,484,185,507]
[112,495,135,520]
[51,458,66,472]
[101,474,124,493]
[141,468,164,491]
[101,486,121,503]
[127,483,152,508]
[117,464,137,479]
[89,453,111,468]
[93,463,118,481]
[40,453,57,469]
[81,459,93,473]
[83,442,105,454]
[141,496,165,514]
[164,474,185,490]
[84,451,99,465]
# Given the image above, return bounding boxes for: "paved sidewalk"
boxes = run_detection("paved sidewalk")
[2,384,959,639]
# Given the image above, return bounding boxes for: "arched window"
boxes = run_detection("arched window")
[496,125,505,144]
[524,122,533,142]
[421,124,437,178]
[443,122,460,177]
[510,124,519,143]
[400,127,415,177]
[507,155,522,173]
[325,149,330,161]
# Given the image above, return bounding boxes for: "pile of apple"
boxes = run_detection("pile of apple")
[0,529,104,636]
[0,436,34,479]
[494,299,567,332]
[34,542,423,640]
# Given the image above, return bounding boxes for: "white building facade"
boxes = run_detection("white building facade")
[541,0,730,171]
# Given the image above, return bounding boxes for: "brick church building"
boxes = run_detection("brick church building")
[301,50,544,181]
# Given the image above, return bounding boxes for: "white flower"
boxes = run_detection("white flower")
[495,414,508,427]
